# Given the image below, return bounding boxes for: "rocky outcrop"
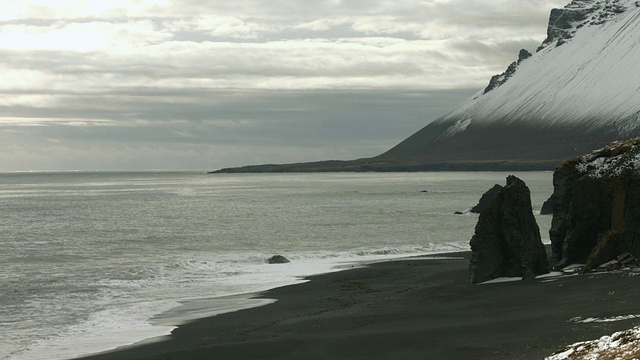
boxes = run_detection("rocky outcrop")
[483,49,532,94]
[539,2,596,49]
[470,184,503,214]
[549,137,640,270]
[267,255,290,264]
[538,0,627,50]
[469,176,550,284]
[583,230,620,272]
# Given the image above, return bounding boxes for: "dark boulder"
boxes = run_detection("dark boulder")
[540,195,554,215]
[469,176,550,284]
[470,184,503,214]
[549,137,640,269]
[267,255,290,264]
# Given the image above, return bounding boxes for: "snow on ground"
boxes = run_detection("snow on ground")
[573,138,640,179]
[478,272,566,284]
[570,315,640,324]
[546,326,640,360]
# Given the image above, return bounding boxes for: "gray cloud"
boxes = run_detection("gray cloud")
[0,0,569,171]
[2,89,478,143]
[453,39,543,66]
[0,89,477,170]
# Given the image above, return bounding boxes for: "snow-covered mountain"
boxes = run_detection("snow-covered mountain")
[214,0,640,173]
[377,0,640,168]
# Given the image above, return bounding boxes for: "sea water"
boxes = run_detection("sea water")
[0,171,553,360]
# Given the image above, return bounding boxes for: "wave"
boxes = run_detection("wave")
[158,243,469,275]
[7,241,470,360]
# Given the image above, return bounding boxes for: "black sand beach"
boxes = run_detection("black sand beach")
[80,253,640,360]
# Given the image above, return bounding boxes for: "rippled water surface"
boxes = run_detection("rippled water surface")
[0,171,553,359]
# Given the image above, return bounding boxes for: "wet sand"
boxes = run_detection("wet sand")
[79,252,640,360]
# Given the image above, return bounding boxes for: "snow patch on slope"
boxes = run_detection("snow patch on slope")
[436,0,640,136]
[440,118,472,138]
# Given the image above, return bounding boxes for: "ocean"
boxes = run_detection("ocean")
[1,171,553,360]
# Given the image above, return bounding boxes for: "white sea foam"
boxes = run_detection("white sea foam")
[15,301,179,360]
[7,243,471,360]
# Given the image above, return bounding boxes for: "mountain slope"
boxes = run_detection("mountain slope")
[213,0,640,173]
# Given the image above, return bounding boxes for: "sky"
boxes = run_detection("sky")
[0,0,569,171]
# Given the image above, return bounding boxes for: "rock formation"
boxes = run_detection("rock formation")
[470,184,503,214]
[538,0,627,50]
[549,137,640,270]
[469,176,550,284]
[540,195,555,215]
[483,49,531,94]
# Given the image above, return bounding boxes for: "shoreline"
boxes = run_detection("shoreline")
[66,252,448,360]
[77,252,640,360]
[67,294,277,360]
[150,294,277,328]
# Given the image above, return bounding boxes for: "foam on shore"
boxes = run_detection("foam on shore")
[10,242,471,360]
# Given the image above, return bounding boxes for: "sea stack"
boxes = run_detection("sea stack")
[469,176,550,284]
[470,184,503,214]
[549,137,640,270]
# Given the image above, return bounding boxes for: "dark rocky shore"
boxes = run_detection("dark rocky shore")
[549,138,640,270]
[80,252,640,360]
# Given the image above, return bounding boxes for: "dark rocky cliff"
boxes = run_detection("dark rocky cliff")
[538,0,627,49]
[483,49,531,94]
[549,137,640,269]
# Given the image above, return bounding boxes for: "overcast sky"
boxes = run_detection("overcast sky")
[0,0,568,171]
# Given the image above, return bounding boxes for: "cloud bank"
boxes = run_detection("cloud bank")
[0,0,568,171]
